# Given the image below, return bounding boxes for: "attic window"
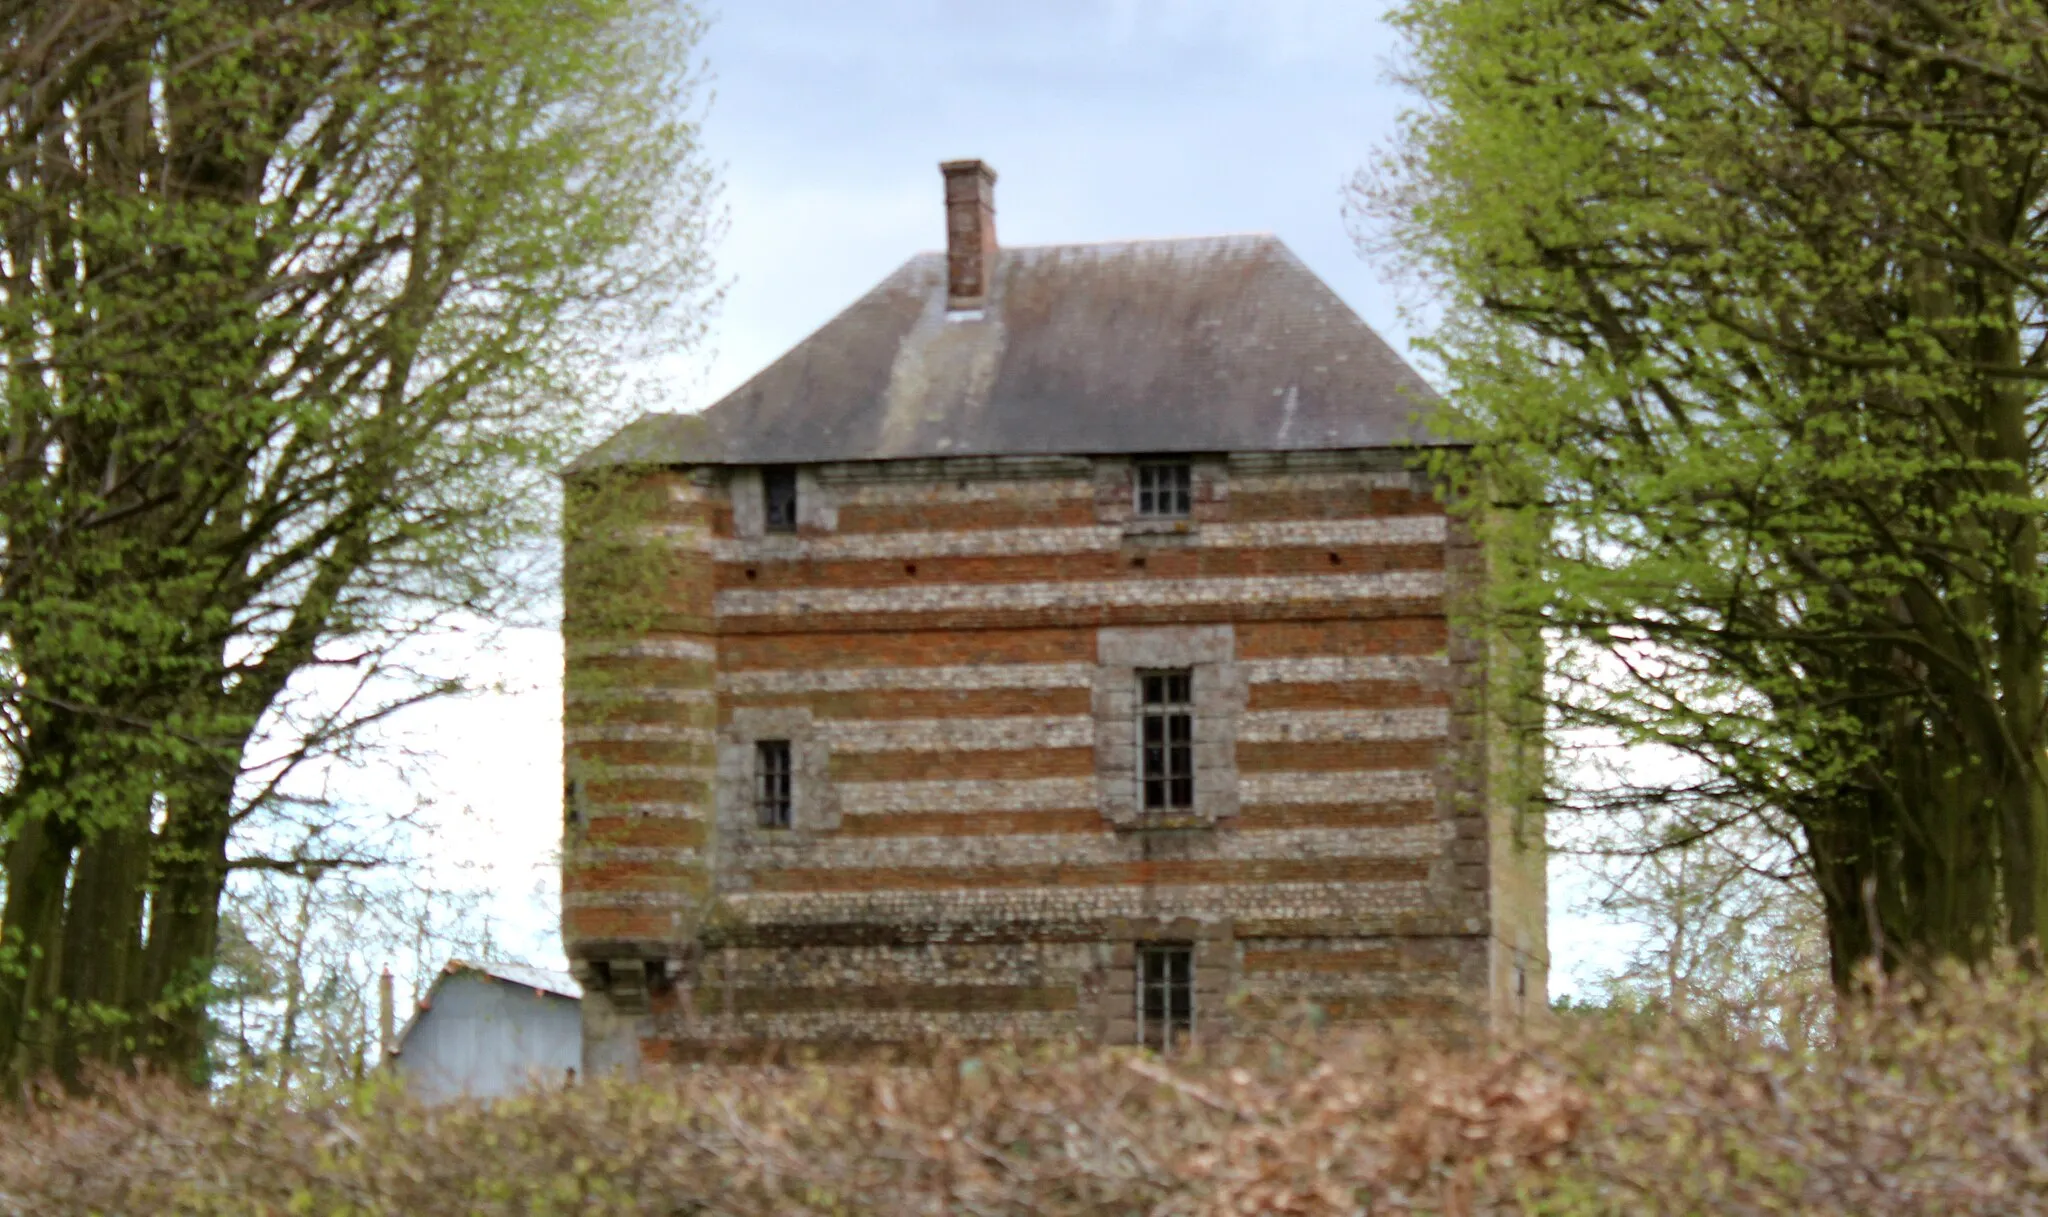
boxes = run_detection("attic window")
[1135,460,1192,519]
[763,467,798,534]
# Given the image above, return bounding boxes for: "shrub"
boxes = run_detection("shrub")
[5,970,2048,1214]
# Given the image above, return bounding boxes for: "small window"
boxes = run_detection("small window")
[1136,943,1194,1049]
[755,740,793,829]
[1134,460,1192,518]
[1139,669,1194,811]
[763,467,798,534]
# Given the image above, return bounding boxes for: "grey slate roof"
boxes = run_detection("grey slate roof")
[577,234,1442,468]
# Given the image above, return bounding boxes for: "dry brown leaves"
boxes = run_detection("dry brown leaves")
[7,975,2048,1214]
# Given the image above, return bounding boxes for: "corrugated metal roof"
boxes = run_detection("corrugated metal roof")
[387,960,582,1063]
[448,959,581,1000]
[576,234,1442,468]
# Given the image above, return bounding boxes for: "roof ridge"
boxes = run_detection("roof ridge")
[904,232,1281,257]
[445,958,581,997]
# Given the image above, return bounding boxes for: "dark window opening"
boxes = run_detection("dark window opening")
[1140,669,1195,811]
[763,467,798,533]
[1135,460,1192,518]
[1137,943,1194,1049]
[755,740,793,829]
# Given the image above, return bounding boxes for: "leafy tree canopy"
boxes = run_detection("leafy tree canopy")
[0,0,716,1087]
[1372,0,2048,982]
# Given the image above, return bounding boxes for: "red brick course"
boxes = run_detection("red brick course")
[725,687,1092,720]
[562,456,1543,1057]
[834,499,1099,535]
[746,857,1432,895]
[721,628,1091,669]
[715,544,1444,591]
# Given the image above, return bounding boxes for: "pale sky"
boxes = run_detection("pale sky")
[681,0,1427,410]
[344,0,1625,994]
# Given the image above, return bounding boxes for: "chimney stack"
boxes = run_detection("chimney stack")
[941,159,997,311]
[378,966,395,1062]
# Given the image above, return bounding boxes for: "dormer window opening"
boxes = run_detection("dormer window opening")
[1135,460,1192,519]
[764,466,798,534]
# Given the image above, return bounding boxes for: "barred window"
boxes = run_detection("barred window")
[755,740,793,829]
[1139,669,1194,811]
[763,466,798,533]
[1136,943,1194,1049]
[1134,460,1192,518]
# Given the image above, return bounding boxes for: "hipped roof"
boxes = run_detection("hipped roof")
[577,234,1441,469]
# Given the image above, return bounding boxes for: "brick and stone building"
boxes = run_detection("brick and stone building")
[561,160,1546,1074]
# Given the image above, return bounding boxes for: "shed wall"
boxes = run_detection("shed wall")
[394,974,581,1103]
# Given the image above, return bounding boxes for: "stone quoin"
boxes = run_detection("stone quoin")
[560,160,1547,1073]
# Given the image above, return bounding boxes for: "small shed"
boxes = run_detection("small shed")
[388,960,582,1103]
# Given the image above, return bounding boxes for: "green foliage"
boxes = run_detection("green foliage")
[0,0,717,1086]
[1369,0,2048,981]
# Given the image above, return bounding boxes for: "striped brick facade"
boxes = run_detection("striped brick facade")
[563,447,1546,1070]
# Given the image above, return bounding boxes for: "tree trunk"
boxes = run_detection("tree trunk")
[136,770,236,1081]
[51,817,152,1087]
[0,809,78,1086]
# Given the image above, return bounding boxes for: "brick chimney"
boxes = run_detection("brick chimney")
[941,159,997,311]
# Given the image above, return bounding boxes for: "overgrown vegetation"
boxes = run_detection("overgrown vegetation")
[1369,0,2048,982]
[6,969,2048,1214]
[208,860,509,1092]
[0,0,716,1089]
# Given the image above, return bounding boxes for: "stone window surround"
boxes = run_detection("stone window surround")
[762,467,799,534]
[729,466,837,541]
[1135,941,1195,1047]
[1093,454,1227,535]
[753,739,794,828]
[715,706,840,847]
[1100,917,1234,1046]
[1133,458,1193,519]
[1094,625,1243,829]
